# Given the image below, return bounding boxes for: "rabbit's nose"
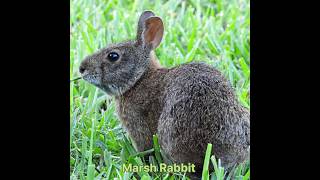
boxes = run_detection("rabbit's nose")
[79,65,86,74]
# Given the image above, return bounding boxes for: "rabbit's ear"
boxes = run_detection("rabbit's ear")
[142,17,164,49]
[136,11,164,49]
[137,11,155,44]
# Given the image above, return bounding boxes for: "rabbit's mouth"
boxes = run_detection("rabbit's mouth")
[81,73,101,86]
[81,73,123,96]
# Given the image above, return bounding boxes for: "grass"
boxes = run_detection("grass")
[70,0,250,179]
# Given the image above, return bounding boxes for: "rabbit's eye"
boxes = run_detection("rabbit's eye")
[107,52,120,62]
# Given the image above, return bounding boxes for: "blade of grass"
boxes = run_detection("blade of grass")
[202,143,212,180]
[153,134,163,164]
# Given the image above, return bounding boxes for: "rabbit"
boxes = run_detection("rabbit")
[79,10,250,178]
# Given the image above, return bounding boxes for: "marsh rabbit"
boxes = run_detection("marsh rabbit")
[79,11,250,178]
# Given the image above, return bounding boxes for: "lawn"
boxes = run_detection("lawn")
[70,0,250,179]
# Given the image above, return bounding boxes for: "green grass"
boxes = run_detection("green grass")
[70,0,250,179]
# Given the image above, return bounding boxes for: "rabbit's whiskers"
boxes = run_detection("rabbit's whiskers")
[70,77,82,82]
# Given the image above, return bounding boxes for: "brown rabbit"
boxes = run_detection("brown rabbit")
[79,11,250,178]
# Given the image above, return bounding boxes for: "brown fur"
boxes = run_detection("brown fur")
[79,11,250,178]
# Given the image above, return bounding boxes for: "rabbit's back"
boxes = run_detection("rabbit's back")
[158,62,250,171]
